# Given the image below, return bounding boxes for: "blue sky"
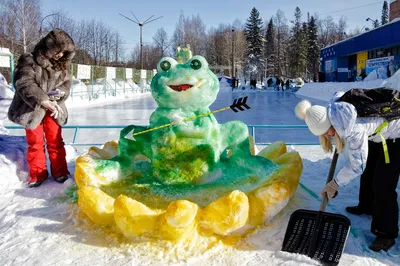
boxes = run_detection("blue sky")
[41,0,386,49]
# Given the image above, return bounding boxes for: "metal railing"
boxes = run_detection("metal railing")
[5,124,319,146]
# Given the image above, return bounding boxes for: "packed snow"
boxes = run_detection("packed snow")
[1,71,400,266]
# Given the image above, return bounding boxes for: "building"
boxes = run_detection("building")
[319,0,400,82]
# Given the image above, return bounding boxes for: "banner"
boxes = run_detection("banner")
[0,56,10,68]
[77,64,91,79]
[325,60,333,73]
[126,68,133,79]
[106,67,116,79]
[140,69,146,79]
[366,56,394,74]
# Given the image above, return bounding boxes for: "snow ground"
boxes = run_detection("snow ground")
[1,142,399,266]
[1,71,400,265]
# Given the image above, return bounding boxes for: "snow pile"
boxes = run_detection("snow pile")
[364,66,388,81]
[382,68,400,91]
[299,66,400,103]
[219,77,232,92]
[296,79,385,102]
[295,77,304,86]
[0,134,28,187]
[0,73,14,134]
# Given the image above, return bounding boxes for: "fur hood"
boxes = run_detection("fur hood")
[32,28,75,68]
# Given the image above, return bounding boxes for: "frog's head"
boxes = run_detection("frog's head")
[151,56,219,111]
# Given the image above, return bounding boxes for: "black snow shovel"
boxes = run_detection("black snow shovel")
[281,149,351,266]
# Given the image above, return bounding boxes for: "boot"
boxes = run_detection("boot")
[54,175,69,183]
[345,205,372,215]
[28,176,47,188]
[28,180,44,188]
[369,237,396,252]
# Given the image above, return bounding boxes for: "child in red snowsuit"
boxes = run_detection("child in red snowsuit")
[8,29,75,187]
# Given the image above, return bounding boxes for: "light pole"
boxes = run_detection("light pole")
[119,12,162,69]
[39,13,59,38]
[231,29,235,78]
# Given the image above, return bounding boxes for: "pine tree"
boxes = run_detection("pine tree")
[289,7,307,78]
[307,16,320,81]
[244,7,264,81]
[264,18,275,76]
[382,1,389,25]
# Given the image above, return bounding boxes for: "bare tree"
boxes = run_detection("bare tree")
[171,11,207,56]
[1,0,41,53]
[316,15,349,49]
[336,16,347,41]
[274,10,289,76]
[43,10,75,37]
[152,27,170,58]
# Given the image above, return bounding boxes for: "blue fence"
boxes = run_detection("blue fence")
[5,124,319,146]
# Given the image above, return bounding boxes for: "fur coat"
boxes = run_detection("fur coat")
[8,28,75,129]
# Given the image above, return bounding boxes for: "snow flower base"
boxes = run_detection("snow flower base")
[74,140,302,247]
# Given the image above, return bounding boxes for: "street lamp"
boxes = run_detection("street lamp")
[39,12,60,38]
[366,17,379,28]
[119,12,162,69]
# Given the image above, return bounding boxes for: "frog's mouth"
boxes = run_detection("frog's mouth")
[168,84,193,92]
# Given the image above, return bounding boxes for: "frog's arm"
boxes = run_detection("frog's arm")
[118,124,153,163]
[175,108,215,138]
[220,120,250,154]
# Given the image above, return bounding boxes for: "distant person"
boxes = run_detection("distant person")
[360,69,367,80]
[295,94,400,252]
[250,79,256,89]
[267,78,272,88]
[389,59,397,77]
[286,79,290,90]
[8,29,75,187]
[276,78,281,91]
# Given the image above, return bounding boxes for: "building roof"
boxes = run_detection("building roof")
[320,18,400,58]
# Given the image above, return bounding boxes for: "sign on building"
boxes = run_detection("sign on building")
[366,56,394,74]
[126,68,133,79]
[77,64,91,79]
[106,67,116,79]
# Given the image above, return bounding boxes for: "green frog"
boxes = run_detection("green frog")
[118,56,251,184]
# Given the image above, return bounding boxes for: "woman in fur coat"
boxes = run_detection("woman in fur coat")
[8,28,75,188]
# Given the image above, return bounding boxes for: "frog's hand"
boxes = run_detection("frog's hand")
[118,125,152,160]
[220,121,250,154]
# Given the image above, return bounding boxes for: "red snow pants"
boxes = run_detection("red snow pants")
[25,113,69,183]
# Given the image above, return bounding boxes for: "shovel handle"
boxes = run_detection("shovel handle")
[320,149,339,212]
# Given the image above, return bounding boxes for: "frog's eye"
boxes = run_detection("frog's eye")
[160,60,171,71]
[190,59,202,70]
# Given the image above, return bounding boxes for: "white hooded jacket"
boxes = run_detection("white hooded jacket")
[327,92,400,187]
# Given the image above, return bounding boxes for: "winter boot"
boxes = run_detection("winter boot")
[54,175,69,183]
[345,205,372,216]
[28,180,44,188]
[28,176,47,188]
[369,237,396,252]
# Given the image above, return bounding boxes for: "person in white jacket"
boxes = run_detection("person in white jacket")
[295,92,400,252]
